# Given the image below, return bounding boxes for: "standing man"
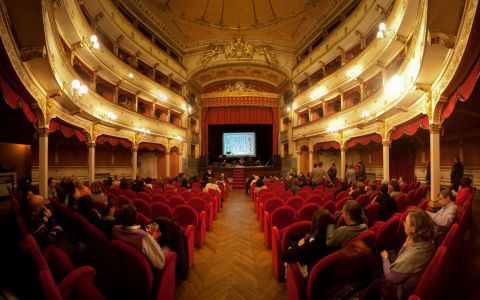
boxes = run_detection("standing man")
[450,157,464,192]
[327,163,337,184]
[202,167,215,187]
[311,162,326,187]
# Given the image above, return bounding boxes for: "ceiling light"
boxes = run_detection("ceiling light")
[376,31,385,39]
[379,22,387,31]
[78,85,88,96]
[128,73,134,78]
[92,42,100,49]
[90,35,98,43]
[385,75,404,98]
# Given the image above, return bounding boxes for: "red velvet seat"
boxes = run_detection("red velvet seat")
[278,191,293,202]
[345,230,376,251]
[152,194,168,204]
[255,191,276,219]
[265,206,296,249]
[375,215,402,252]
[335,191,349,202]
[260,197,284,231]
[108,186,125,197]
[124,189,137,200]
[417,198,429,210]
[364,202,381,227]
[405,189,416,207]
[190,187,202,195]
[355,194,370,207]
[296,190,310,200]
[198,192,218,219]
[174,205,206,248]
[165,190,179,199]
[116,195,131,207]
[297,203,321,221]
[335,196,351,211]
[305,194,324,205]
[369,191,380,201]
[168,196,187,209]
[181,190,194,202]
[137,212,151,228]
[151,202,173,219]
[133,198,152,219]
[111,240,177,300]
[412,246,448,300]
[43,246,74,283]
[285,196,304,211]
[189,197,213,230]
[321,200,336,215]
[272,221,312,282]
[395,193,408,213]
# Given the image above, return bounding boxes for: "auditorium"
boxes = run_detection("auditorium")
[0,0,479,299]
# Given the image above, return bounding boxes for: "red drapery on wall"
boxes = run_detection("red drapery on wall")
[390,115,429,140]
[201,105,279,156]
[138,142,166,152]
[49,119,88,142]
[390,140,416,183]
[96,135,132,150]
[313,141,340,152]
[170,147,179,176]
[0,74,38,125]
[442,54,480,120]
[346,134,382,149]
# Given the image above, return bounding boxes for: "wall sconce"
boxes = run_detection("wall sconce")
[187,105,192,114]
[286,105,291,112]
[385,75,404,98]
[71,79,88,98]
[326,125,338,134]
[90,35,100,49]
[174,135,183,141]
[377,22,387,39]
[105,112,117,123]
[361,110,370,120]
[346,66,362,80]
[128,73,134,78]
[139,127,151,134]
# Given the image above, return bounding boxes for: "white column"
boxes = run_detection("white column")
[38,128,49,198]
[165,151,171,177]
[88,142,95,183]
[340,146,346,180]
[308,150,314,173]
[382,140,390,182]
[132,147,138,180]
[178,151,183,173]
[429,124,441,208]
[296,151,301,175]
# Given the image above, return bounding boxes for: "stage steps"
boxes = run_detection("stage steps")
[232,169,245,189]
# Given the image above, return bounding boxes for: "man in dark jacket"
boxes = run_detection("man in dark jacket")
[450,157,464,192]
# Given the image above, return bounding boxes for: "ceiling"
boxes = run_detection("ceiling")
[130,0,354,49]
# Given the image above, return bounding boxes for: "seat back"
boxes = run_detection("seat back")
[297,203,321,221]
[335,196,351,211]
[305,194,324,205]
[286,196,304,211]
[375,215,401,252]
[417,198,429,210]
[198,192,214,204]
[321,201,336,215]
[164,190,179,199]
[406,189,416,206]
[124,189,137,200]
[355,194,370,207]
[335,191,349,202]
[264,198,284,214]
[189,197,208,214]
[132,199,152,218]
[345,230,376,251]
[395,193,408,213]
[111,240,153,300]
[151,202,173,219]
[116,195,131,207]
[324,193,334,203]
[137,213,151,228]
[306,246,377,300]
[296,190,310,200]
[181,190,194,202]
[369,191,380,201]
[152,194,168,204]
[168,196,187,209]
[414,246,448,300]
[364,202,381,227]
[173,205,198,229]
[278,191,293,202]
[271,206,297,230]
[137,191,152,203]
[43,246,75,283]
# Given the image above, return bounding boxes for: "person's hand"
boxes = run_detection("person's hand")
[381,250,389,260]
[43,207,52,218]
[298,238,305,246]
[51,226,63,232]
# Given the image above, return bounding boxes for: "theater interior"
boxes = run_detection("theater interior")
[0,0,480,299]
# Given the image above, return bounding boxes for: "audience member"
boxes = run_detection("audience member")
[350,181,366,200]
[450,157,464,192]
[112,175,120,186]
[427,189,459,244]
[60,178,79,209]
[373,184,398,221]
[144,177,153,190]
[356,161,366,182]
[326,200,368,249]
[47,177,58,199]
[398,176,407,190]
[89,181,107,203]
[365,183,377,196]
[24,194,62,248]
[311,162,326,186]
[378,209,435,299]
[204,178,221,194]
[388,179,401,200]
[283,209,335,277]
[334,180,349,198]
[78,195,103,228]
[327,163,337,184]
[290,178,301,195]
[253,179,267,197]
[112,204,165,269]
[202,167,215,187]
[455,177,473,206]
[119,178,128,190]
[346,165,356,184]
[75,179,91,197]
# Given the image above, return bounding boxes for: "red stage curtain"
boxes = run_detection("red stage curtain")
[346,134,382,149]
[442,54,480,119]
[48,119,88,142]
[170,148,179,176]
[96,135,132,150]
[157,152,166,178]
[390,141,415,183]
[201,105,279,156]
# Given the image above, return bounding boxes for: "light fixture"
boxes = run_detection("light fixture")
[71,79,88,97]
[106,112,117,121]
[139,127,151,134]
[377,22,387,39]
[174,135,183,141]
[90,35,100,49]
[361,110,370,120]
[310,87,326,100]
[346,66,362,80]
[187,105,192,114]
[286,106,291,112]
[326,125,338,133]
[385,75,404,98]
[158,94,168,102]
[128,73,134,78]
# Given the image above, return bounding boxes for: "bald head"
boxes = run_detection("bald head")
[28,194,45,211]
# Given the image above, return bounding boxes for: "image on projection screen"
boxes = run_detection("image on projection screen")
[223,132,256,157]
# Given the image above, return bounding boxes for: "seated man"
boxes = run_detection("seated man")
[326,200,368,250]
[112,204,165,269]
[24,194,63,248]
[427,189,459,243]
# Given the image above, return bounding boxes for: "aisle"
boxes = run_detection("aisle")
[176,189,288,300]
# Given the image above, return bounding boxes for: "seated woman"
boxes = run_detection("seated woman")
[253,179,267,197]
[350,181,366,200]
[89,181,107,203]
[379,209,435,299]
[283,209,335,277]
[455,177,473,206]
[373,183,397,221]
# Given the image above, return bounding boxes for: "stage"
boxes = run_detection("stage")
[212,165,282,179]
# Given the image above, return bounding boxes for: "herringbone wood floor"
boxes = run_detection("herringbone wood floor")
[176,189,288,300]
